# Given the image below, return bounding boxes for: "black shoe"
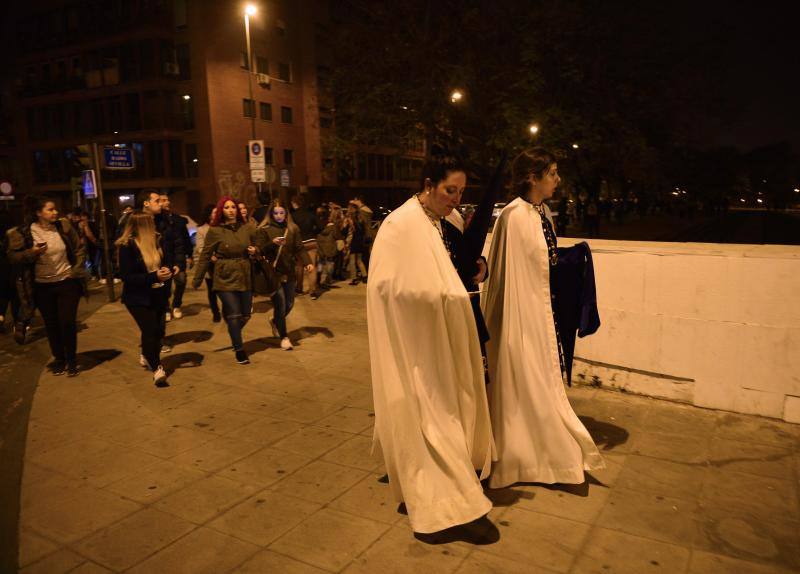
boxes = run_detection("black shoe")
[212,312,222,323]
[51,360,66,376]
[66,362,79,377]
[13,322,27,345]
[310,291,320,300]
[349,279,360,286]
[235,349,250,364]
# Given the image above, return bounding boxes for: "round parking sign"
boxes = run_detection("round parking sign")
[0,181,12,195]
[251,143,261,155]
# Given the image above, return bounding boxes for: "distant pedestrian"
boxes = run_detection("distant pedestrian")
[117,213,173,387]
[311,207,342,299]
[343,203,368,285]
[257,199,312,350]
[0,212,21,333]
[159,193,191,321]
[7,196,88,375]
[193,204,222,322]
[290,196,319,295]
[193,196,258,364]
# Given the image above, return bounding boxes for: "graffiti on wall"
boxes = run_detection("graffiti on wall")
[217,170,257,207]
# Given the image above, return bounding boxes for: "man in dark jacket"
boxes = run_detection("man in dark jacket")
[159,193,191,320]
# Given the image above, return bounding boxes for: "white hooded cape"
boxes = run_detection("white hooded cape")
[367,197,494,533]
[482,197,604,488]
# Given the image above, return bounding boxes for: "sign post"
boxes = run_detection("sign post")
[0,181,14,202]
[248,139,265,198]
[90,143,115,302]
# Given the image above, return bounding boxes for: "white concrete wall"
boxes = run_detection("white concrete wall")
[556,239,800,422]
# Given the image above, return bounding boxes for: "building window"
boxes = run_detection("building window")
[168,140,184,178]
[280,106,292,123]
[278,62,291,82]
[259,102,272,121]
[256,56,268,75]
[176,44,191,80]
[186,143,198,177]
[125,93,141,131]
[242,98,255,118]
[240,52,250,70]
[265,147,274,164]
[181,95,194,129]
[320,116,333,129]
[283,149,293,166]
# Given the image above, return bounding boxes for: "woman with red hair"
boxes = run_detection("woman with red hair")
[192,196,258,364]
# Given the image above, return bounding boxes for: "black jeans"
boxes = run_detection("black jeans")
[169,270,187,309]
[34,278,82,363]
[126,294,167,372]
[271,279,296,338]
[205,277,220,316]
[217,290,252,350]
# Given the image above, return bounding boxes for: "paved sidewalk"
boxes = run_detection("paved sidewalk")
[10,283,800,573]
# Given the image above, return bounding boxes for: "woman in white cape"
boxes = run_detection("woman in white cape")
[482,148,604,489]
[367,159,494,534]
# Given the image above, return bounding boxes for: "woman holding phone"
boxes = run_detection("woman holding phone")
[193,196,258,364]
[257,199,312,350]
[117,212,173,387]
[7,197,87,375]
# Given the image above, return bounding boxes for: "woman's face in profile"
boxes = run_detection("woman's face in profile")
[425,170,466,217]
[532,163,560,200]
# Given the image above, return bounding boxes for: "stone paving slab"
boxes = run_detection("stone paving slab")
[8,282,800,573]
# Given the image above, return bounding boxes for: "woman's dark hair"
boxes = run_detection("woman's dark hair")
[420,156,466,190]
[511,147,557,197]
[24,195,55,226]
[200,203,215,225]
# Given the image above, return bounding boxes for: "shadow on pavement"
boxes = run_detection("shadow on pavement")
[252,299,274,314]
[177,303,206,317]
[77,348,123,371]
[162,352,204,374]
[414,515,500,546]
[164,330,213,346]
[579,415,629,451]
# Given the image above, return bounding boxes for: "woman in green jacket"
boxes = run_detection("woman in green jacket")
[258,199,312,350]
[193,196,258,364]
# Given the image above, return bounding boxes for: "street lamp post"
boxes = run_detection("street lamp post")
[244,4,257,141]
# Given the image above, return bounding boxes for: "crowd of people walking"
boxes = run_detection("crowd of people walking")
[4,148,602,543]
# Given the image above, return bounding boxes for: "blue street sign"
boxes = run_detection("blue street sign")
[82,170,97,199]
[103,147,135,170]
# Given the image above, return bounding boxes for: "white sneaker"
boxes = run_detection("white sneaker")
[280,337,293,351]
[99,278,107,285]
[270,319,279,338]
[161,344,172,354]
[139,354,150,369]
[153,366,168,387]
[165,311,172,322]
[113,278,122,284]
[172,307,183,319]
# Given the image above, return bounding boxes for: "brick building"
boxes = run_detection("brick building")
[3,0,422,222]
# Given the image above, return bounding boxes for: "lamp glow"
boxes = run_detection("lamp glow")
[450,90,463,103]
[528,124,539,135]
[245,4,257,15]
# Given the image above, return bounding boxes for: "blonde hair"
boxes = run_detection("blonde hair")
[116,212,162,271]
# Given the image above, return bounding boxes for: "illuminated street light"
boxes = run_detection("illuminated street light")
[757,198,764,204]
[245,4,257,15]
[182,94,191,100]
[528,124,539,135]
[739,198,746,202]
[450,90,463,103]
[572,143,579,149]
[795,188,799,193]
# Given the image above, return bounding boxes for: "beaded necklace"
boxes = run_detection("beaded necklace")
[522,196,558,266]
[416,194,452,256]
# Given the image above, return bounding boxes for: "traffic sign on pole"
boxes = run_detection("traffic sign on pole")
[82,170,98,199]
[280,168,290,187]
[251,169,266,183]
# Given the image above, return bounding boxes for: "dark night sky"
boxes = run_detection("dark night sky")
[681,2,798,151]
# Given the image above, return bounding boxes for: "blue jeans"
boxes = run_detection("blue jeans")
[217,290,252,350]
[271,279,296,338]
